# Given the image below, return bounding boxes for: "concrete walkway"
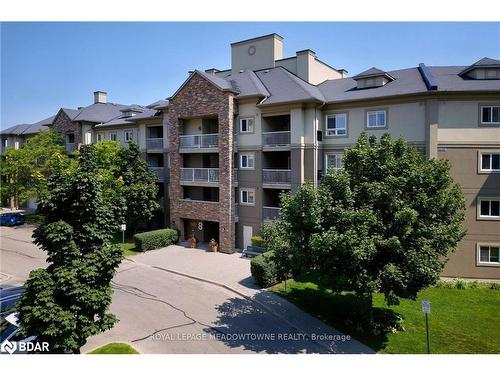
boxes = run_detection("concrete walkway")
[129,244,374,354]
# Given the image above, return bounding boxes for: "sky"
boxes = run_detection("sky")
[1,22,499,129]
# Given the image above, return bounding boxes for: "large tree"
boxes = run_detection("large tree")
[268,133,466,318]
[16,146,126,353]
[0,130,75,208]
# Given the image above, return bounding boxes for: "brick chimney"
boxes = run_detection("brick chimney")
[94,91,107,104]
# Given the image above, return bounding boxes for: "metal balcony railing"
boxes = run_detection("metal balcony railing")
[146,138,164,149]
[262,131,291,147]
[180,168,219,183]
[263,206,281,221]
[262,169,291,185]
[148,166,164,181]
[179,133,218,149]
[66,143,76,152]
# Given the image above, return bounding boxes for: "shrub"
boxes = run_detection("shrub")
[454,278,467,289]
[490,282,500,290]
[435,279,453,289]
[250,251,277,288]
[251,235,265,248]
[468,280,481,289]
[133,228,178,251]
[24,213,45,225]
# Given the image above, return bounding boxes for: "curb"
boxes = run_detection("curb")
[123,257,338,353]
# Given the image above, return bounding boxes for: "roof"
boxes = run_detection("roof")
[71,102,130,123]
[0,122,47,136]
[224,70,271,98]
[459,57,500,75]
[168,70,238,100]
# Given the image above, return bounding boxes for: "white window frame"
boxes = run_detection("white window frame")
[124,129,134,142]
[480,105,500,125]
[477,244,500,265]
[240,153,255,170]
[325,152,343,171]
[109,132,117,141]
[477,197,500,220]
[240,117,255,133]
[479,152,500,173]
[366,110,387,128]
[240,188,255,206]
[325,113,347,137]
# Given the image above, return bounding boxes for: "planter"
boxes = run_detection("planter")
[209,239,218,252]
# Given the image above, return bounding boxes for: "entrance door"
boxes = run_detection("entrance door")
[243,225,253,250]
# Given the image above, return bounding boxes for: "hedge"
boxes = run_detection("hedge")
[133,228,178,251]
[251,235,266,248]
[250,251,277,288]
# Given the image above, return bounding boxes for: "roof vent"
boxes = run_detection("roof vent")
[239,70,244,73]
[264,69,270,73]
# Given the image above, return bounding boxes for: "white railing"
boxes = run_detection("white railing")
[262,169,291,185]
[180,168,219,183]
[263,206,281,221]
[179,133,218,149]
[148,166,164,181]
[146,138,163,149]
[66,143,76,152]
[262,131,291,147]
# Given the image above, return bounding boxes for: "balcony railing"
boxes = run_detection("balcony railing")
[262,169,291,185]
[148,166,164,181]
[179,133,218,149]
[66,143,76,152]
[146,138,164,149]
[263,206,281,221]
[180,168,219,183]
[262,131,291,147]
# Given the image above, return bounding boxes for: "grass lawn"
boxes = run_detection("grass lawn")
[112,232,141,257]
[271,279,500,353]
[88,342,140,354]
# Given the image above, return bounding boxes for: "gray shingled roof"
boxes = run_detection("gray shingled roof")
[428,66,500,91]
[352,67,388,79]
[459,57,500,75]
[72,102,130,123]
[225,70,271,98]
[0,121,48,136]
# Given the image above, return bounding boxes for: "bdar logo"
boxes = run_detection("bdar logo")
[1,339,17,354]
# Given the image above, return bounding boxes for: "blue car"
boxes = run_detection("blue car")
[0,213,25,226]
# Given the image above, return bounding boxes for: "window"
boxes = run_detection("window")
[240,117,255,133]
[481,106,500,124]
[3,139,7,149]
[478,245,500,264]
[66,133,75,144]
[367,110,386,128]
[326,114,347,136]
[325,153,343,170]
[109,132,117,141]
[240,188,255,205]
[481,153,500,172]
[479,198,500,218]
[124,130,134,142]
[96,132,104,142]
[240,153,255,169]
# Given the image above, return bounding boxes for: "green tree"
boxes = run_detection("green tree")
[117,142,160,231]
[268,133,466,320]
[16,145,126,353]
[0,130,75,208]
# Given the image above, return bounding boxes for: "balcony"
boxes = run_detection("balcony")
[146,138,164,149]
[262,169,291,187]
[149,166,165,181]
[180,167,219,186]
[262,131,291,148]
[263,206,281,221]
[179,133,218,152]
[65,143,76,152]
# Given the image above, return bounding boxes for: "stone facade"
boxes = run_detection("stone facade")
[51,110,81,145]
[167,73,236,253]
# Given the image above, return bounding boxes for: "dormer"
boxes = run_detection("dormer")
[459,57,500,80]
[120,107,143,118]
[352,67,395,89]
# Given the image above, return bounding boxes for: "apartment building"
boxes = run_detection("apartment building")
[1,33,499,279]
[163,34,500,279]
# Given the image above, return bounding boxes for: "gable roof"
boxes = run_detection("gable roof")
[71,102,130,123]
[168,70,238,100]
[224,69,271,98]
[352,67,395,81]
[459,57,500,76]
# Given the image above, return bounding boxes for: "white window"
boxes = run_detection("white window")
[480,153,500,172]
[478,245,500,264]
[478,198,500,218]
[3,139,8,148]
[109,132,117,141]
[325,153,343,170]
[481,106,500,124]
[96,132,104,142]
[84,132,92,145]
[240,117,255,133]
[240,153,255,169]
[367,110,386,128]
[124,130,134,142]
[326,114,347,136]
[240,188,255,205]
